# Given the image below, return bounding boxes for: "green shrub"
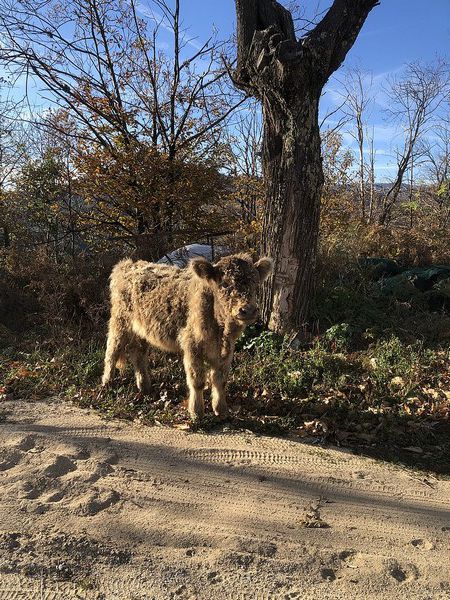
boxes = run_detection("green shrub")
[323,322,355,352]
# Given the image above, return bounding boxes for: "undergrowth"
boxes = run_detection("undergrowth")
[1,238,449,474]
[1,321,449,473]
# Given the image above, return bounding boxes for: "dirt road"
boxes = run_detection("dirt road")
[0,398,449,599]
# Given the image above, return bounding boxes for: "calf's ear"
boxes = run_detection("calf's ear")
[191,257,220,281]
[255,257,273,282]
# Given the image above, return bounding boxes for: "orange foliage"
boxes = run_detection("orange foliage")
[73,140,236,252]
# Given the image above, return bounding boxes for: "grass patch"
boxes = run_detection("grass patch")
[1,322,449,474]
[1,264,449,474]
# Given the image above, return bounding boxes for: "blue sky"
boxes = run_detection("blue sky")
[172,0,450,181]
[3,1,449,181]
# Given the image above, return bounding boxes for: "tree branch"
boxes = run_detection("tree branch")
[303,0,379,81]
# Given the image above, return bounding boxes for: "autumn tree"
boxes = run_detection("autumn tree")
[73,139,233,254]
[319,129,354,240]
[234,0,379,334]
[12,150,68,253]
[0,0,244,257]
[223,102,265,248]
[321,129,353,198]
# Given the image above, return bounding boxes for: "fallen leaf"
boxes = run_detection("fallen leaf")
[424,388,441,400]
[15,367,34,379]
[390,376,405,388]
[303,419,329,435]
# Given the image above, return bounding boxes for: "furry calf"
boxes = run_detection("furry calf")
[102,254,273,419]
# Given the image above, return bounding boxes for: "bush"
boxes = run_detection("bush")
[0,247,118,335]
[323,322,355,352]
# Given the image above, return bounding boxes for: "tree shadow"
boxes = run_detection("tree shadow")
[11,418,450,524]
[196,400,450,476]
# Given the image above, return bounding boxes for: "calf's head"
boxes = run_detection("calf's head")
[191,254,273,324]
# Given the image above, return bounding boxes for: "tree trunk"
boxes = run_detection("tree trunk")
[357,114,365,221]
[368,130,375,223]
[408,155,414,229]
[260,91,323,332]
[234,0,378,333]
[3,225,10,248]
[379,159,409,225]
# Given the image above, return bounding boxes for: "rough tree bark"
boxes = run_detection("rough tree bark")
[234,0,379,333]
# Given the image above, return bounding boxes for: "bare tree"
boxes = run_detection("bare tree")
[422,117,450,228]
[0,84,29,247]
[339,67,374,221]
[234,0,378,334]
[379,59,450,224]
[319,90,352,136]
[367,126,376,223]
[224,102,263,228]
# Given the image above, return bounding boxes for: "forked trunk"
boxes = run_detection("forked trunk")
[234,0,378,333]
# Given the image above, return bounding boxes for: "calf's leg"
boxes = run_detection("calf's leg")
[183,347,206,420]
[102,317,126,386]
[129,340,151,394]
[210,358,232,418]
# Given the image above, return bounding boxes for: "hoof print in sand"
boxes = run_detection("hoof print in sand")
[76,490,121,516]
[320,568,336,582]
[43,455,77,478]
[207,571,222,584]
[44,490,66,503]
[32,503,49,515]
[15,435,37,452]
[236,538,278,558]
[0,449,23,471]
[19,478,49,500]
[339,549,357,561]
[386,559,419,583]
[83,460,114,483]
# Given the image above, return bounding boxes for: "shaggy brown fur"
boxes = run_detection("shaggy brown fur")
[102,254,273,419]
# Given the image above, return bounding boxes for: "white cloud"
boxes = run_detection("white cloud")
[136,1,203,51]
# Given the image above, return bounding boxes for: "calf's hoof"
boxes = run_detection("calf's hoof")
[137,383,151,395]
[213,404,229,419]
[189,405,205,422]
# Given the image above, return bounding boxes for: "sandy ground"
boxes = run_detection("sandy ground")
[0,398,449,600]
